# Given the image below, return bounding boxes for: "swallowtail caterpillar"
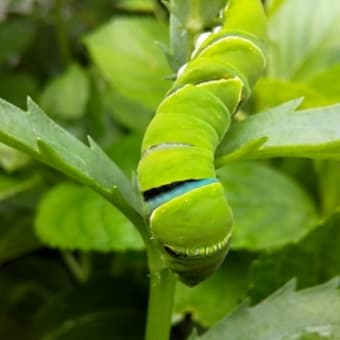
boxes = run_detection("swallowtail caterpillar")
[137,0,267,286]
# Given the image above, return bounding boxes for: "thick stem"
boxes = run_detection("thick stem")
[145,265,176,340]
[132,217,176,340]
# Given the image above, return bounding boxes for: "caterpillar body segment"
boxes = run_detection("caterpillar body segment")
[137,0,266,286]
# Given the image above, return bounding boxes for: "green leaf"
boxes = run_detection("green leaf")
[252,78,335,112]
[174,252,251,327]
[249,212,340,303]
[216,100,340,166]
[84,17,171,111]
[40,64,90,121]
[187,329,199,340]
[267,0,340,80]
[35,182,144,252]
[284,332,333,340]
[0,97,142,220]
[253,65,340,113]
[103,89,153,132]
[199,278,340,340]
[307,64,340,103]
[217,162,318,250]
[0,216,41,264]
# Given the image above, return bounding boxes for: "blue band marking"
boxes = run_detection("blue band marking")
[146,178,217,213]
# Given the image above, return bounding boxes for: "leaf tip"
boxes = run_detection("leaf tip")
[321,276,340,289]
[26,95,34,111]
[266,278,297,301]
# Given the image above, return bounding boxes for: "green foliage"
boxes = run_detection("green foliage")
[40,64,90,121]
[267,0,340,80]
[216,100,340,166]
[197,278,340,340]
[0,0,340,340]
[35,182,144,251]
[252,78,334,110]
[218,162,318,250]
[84,17,171,130]
[0,97,141,220]
[254,0,340,110]
[249,212,340,303]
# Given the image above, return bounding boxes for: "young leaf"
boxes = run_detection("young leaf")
[252,78,334,112]
[0,98,142,221]
[35,182,144,252]
[103,90,153,132]
[199,278,340,340]
[40,64,90,121]
[84,17,170,112]
[216,100,340,166]
[217,161,318,250]
[249,212,340,302]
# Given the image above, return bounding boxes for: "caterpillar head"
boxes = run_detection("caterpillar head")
[149,182,232,286]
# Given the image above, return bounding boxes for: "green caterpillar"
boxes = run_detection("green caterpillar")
[137,0,266,286]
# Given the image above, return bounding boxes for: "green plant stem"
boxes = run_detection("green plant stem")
[61,251,89,284]
[145,256,176,340]
[55,0,71,66]
[132,216,176,340]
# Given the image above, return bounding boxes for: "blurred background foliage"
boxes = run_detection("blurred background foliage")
[0,0,340,339]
